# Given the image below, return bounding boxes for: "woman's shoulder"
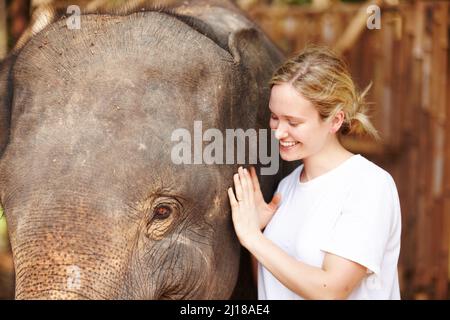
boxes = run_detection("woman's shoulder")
[344,155,401,222]
[276,165,303,192]
[353,155,395,185]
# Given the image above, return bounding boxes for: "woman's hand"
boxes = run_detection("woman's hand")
[248,166,282,230]
[227,167,281,248]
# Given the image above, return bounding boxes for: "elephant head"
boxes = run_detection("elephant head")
[0,0,284,299]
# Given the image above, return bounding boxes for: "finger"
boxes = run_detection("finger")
[233,173,243,201]
[268,192,282,212]
[243,168,255,201]
[249,166,261,192]
[238,167,249,201]
[228,187,239,209]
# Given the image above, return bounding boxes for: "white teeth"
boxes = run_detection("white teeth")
[280,141,298,147]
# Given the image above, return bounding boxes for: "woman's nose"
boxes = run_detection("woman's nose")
[274,124,288,140]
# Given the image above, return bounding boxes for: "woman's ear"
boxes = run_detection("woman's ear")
[330,110,345,134]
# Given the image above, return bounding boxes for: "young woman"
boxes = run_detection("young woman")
[227,46,401,300]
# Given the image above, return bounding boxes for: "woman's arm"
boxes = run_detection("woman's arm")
[228,167,367,300]
[245,232,367,300]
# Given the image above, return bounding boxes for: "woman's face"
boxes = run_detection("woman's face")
[269,83,333,162]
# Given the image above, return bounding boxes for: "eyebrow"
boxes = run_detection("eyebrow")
[270,110,306,121]
[286,116,306,121]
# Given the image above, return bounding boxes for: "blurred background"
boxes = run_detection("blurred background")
[0,0,449,300]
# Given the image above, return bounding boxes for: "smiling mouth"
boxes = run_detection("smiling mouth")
[279,141,299,148]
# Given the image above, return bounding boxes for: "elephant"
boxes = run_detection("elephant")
[0,0,291,299]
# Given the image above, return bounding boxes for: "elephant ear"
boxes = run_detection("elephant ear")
[226,30,284,301]
[174,2,285,190]
[227,27,283,128]
[227,28,286,200]
[175,3,284,125]
[0,55,15,157]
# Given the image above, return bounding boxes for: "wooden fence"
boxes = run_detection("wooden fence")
[248,0,450,299]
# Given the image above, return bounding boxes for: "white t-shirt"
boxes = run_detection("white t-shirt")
[258,154,401,300]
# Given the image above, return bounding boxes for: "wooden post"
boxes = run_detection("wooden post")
[432,0,449,299]
[333,0,383,55]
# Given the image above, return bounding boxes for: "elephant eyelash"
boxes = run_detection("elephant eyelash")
[152,191,186,211]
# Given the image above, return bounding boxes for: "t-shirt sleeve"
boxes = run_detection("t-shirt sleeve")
[319,172,397,275]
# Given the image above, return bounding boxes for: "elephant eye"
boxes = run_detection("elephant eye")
[153,204,172,220]
[146,203,176,240]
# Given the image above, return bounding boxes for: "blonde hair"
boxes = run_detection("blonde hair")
[270,46,380,140]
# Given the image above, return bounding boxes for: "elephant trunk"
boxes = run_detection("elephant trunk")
[11,206,134,300]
